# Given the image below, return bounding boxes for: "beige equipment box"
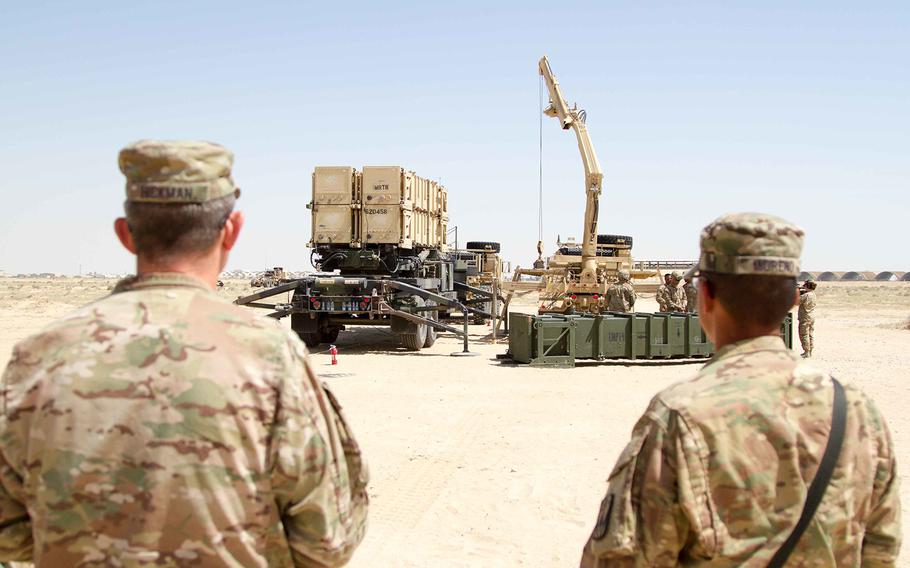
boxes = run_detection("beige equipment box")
[310,166,448,250]
[311,166,358,245]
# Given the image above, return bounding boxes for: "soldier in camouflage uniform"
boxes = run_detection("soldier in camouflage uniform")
[656,272,686,312]
[683,275,698,312]
[655,273,672,312]
[0,141,368,567]
[581,213,900,566]
[605,270,636,312]
[799,279,818,358]
[669,271,687,311]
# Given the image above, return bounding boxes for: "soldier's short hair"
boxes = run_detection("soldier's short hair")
[124,194,235,260]
[701,271,796,328]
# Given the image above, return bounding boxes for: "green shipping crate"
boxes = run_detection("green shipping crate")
[507,312,792,368]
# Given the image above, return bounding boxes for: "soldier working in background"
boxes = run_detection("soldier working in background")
[656,271,686,312]
[656,273,672,311]
[0,141,369,567]
[581,213,900,567]
[799,279,818,358]
[683,274,698,312]
[605,270,636,312]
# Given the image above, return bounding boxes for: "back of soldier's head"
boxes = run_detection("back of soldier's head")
[687,212,803,328]
[119,140,241,261]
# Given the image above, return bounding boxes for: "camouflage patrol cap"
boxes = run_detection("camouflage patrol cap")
[669,271,682,280]
[686,212,804,279]
[118,140,240,203]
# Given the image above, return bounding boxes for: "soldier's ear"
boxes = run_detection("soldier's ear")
[114,218,137,255]
[221,210,245,252]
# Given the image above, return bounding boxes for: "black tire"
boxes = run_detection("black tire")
[299,332,321,349]
[423,302,437,348]
[399,325,426,351]
[597,234,633,247]
[320,328,340,344]
[465,241,501,253]
[398,298,427,351]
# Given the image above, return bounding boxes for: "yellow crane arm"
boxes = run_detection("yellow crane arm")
[538,56,603,285]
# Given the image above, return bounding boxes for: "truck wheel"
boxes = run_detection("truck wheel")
[321,328,340,344]
[465,241,501,253]
[398,297,427,351]
[299,332,321,349]
[399,325,427,351]
[423,303,437,348]
[597,234,633,247]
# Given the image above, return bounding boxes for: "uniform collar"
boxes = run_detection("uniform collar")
[708,334,793,365]
[113,272,213,294]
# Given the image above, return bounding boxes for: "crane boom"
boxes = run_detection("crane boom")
[539,56,603,285]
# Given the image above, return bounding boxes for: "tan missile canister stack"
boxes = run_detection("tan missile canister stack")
[310,166,448,250]
[311,166,359,245]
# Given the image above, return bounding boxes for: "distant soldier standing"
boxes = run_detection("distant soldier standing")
[605,270,636,312]
[657,271,686,312]
[667,271,687,311]
[0,141,368,566]
[656,273,673,312]
[581,213,900,566]
[799,279,818,357]
[683,274,698,312]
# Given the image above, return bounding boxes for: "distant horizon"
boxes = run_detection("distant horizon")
[2,264,908,279]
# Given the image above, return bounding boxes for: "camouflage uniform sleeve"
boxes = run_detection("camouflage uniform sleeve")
[861,396,902,566]
[0,348,34,561]
[581,398,717,567]
[270,332,369,567]
[625,284,637,309]
[655,286,667,310]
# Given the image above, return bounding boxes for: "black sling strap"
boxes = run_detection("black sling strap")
[767,378,847,568]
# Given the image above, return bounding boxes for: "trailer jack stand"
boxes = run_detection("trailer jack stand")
[451,309,479,357]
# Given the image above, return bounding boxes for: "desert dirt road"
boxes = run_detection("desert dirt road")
[1,279,908,566]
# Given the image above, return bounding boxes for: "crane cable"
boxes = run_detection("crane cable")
[538,74,544,244]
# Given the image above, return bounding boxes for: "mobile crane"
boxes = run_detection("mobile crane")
[537,56,633,312]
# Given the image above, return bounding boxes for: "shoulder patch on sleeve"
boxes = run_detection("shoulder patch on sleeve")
[592,494,614,541]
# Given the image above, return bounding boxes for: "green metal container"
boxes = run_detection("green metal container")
[508,312,792,368]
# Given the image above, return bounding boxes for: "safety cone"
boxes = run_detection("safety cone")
[330,344,338,365]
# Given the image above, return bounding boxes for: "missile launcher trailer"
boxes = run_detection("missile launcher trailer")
[236,166,498,352]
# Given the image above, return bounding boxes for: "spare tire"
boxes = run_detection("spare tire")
[597,234,633,247]
[466,241,501,253]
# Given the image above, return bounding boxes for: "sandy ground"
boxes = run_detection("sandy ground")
[1,278,909,566]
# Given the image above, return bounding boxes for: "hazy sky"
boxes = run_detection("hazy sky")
[1,1,907,274]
